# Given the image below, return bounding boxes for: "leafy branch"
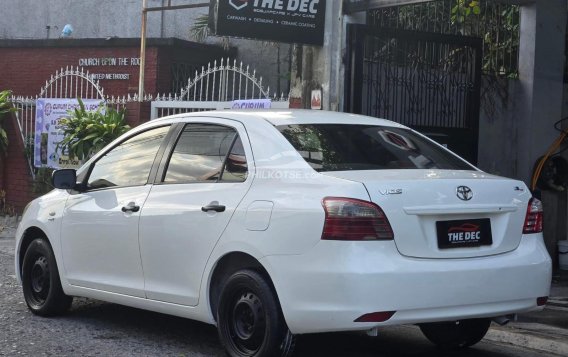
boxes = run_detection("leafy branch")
[0,90,17,155]
[57,98,130,160]
[190,14,230,50]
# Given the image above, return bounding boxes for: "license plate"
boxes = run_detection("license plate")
[436,218,493,249]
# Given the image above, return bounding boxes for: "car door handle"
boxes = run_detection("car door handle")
[121,203,140,213]
[201,204,226,213]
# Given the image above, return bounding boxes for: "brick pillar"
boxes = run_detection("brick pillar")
[2,112,34,213]
[125,101,152,128]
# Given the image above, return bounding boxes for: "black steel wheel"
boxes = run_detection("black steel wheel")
[21,238,72,316]
[217,269,295,357]
[419,318,491,349]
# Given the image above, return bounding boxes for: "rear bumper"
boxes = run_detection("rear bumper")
[261,234,552,334]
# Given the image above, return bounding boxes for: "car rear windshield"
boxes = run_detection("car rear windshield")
[276,124,473,172]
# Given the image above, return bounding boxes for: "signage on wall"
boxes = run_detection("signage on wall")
[78,57,139,81]
[232,99,272,109]
[78,57,141,66]
[90,73,131,80]
[34,98,104,169]
[211,0,326,46]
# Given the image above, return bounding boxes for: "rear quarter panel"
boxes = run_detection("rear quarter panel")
[200,118,372,320]
[211,118,371,256]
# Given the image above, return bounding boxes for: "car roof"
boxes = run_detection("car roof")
[152,109,406,128]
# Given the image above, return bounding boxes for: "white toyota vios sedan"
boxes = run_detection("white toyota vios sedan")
[16,110,551,357]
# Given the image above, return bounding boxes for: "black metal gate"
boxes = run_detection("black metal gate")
[345,25,482,164]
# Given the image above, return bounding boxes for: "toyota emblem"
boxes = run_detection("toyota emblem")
[456,186,473,201]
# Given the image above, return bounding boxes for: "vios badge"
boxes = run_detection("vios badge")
[229,0,249,10]
[456,186,473,201]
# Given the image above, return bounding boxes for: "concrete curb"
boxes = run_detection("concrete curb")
[486,324,568,356]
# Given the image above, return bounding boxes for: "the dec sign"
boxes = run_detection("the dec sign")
[213,0,326,46]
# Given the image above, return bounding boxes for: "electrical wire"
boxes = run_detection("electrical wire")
[530,117,568,191]
[552,117,568,158]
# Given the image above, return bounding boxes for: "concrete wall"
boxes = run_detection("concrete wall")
[477,76,568,267]
[0,0,289,95]
[477,0,567,266]
[516,1,567,265]
[476,77,519,178]
[0,0,208,40]
[289,0,345,109]
[515,0,567,183]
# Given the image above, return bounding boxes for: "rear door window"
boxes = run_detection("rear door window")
[163,124,248,183]
[220,136,248,182]
[277,124,473,172]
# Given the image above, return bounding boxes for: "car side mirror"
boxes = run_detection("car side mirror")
[52,169,77,190]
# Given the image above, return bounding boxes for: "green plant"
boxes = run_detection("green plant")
[190,14,292,94]
[190,14,230,50]
[451,0,481,23]
[31,168,54,196]
[0,89,17,154]
[450,0,519,76]
[0,189,15,216]
[58,98,130,160]
[380,0,519,77]
[23,134,34,162]
[190,14,211,43]
[22,135,52,196]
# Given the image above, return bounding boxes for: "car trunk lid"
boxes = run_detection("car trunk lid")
[321,170,531,259]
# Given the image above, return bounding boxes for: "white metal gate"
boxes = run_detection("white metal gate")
[9,66,110,175]
[151,58,289,119]
[10,66,106,144]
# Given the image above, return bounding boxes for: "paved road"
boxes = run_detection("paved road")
[0,237,560,357]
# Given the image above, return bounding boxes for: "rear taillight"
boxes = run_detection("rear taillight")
[523,198,543,234]
[321,197,394,241]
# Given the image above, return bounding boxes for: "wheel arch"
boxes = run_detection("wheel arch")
[208,251,279,322]
[18,226,50,279]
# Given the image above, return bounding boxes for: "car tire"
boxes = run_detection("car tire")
[419,318,491,349]
[21,238,72,316]
[217,269,295,357]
